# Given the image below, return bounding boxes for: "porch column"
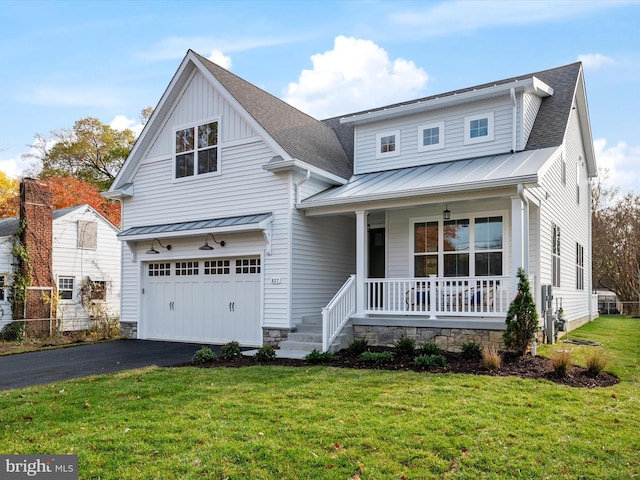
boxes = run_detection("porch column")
[355,210,367,315]
[511,194,529,277]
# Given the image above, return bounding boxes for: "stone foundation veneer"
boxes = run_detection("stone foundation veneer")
[263,327,295,346]
[353,325,506,353]
[119,321,138,339]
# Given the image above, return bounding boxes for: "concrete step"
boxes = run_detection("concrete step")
[286,331,322,343]
[277,339,322,352]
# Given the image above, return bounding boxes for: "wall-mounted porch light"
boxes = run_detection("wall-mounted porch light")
[199,233,226,251]
[146,238,172,254]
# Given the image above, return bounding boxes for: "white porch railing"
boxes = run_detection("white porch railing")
[364,276,512,318]
[321,275,356,352]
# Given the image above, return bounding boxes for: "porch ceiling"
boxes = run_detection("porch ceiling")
[299,147,559,210]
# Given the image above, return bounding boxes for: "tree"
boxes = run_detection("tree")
[592,174,640,316]
[0,171,19,218]
[24,116,136,190]
[504,267,539,355]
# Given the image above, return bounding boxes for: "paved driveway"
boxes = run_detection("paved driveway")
[0,340,213,390]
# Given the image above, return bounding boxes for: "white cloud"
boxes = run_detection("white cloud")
[594,138,640,195]
[0,157,24,178]
[578,53,614,70]
[110,115,144,137]
[207,50,232,69]
[283,36,429,118]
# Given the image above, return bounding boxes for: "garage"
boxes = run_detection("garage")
[142,257,262,346]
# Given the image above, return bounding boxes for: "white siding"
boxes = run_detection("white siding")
[522,92,542,148]
[0,237,13,327]
[52,207,121,328]
[354,96,515,174]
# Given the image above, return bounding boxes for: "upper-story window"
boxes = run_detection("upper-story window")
[376,131,400,159]
[175,119,219,179]
[418,122,445,152]
[464,112,494,145]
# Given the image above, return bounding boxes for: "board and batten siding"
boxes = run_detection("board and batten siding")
[353,96,518,175]
[120,139,294,330]
[52,207,121,326]
[146,71,257,159]
[536,107,592,324]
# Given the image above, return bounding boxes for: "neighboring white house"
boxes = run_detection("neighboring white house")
[0,204,121,331]
[106,50,597,354]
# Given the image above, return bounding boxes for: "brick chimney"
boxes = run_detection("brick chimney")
[18,178,54,320]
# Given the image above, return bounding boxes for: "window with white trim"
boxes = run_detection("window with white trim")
[464,112,494,145]
[414,221,439,276]
[552,223,561,288]
[205,260,230,275]
[176,261,199,276]
[375,131,400,159]
[576,164,581,204]
[576,243,584,290]
[58,276,75,300]
[418,122,445,152]
[175,120,219,178]
[236,258,260,274]
[149,263,171,276]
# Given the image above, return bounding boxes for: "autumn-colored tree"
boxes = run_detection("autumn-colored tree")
[23,116,136,190]
[0,171,19,218]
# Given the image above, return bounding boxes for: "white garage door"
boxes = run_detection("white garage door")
[143,257,261,346]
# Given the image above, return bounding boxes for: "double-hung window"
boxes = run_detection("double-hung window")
[414,221,439,277]
[443,219,470,277]
[464,112,494,145]
[552,223,561,287]
[175,120,219,179]
[474,217,503,276]
[58,276,75,301]
[418,122,445,152]
[576,243,584,290]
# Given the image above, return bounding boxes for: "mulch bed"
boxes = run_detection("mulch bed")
[189,348,619,389]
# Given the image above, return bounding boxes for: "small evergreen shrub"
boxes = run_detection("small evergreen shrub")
[192,346,216,365]
[1,321,26,342]
[550,350,572,376]
[394,336,416,357]
[220,341,242,360]
[461,341,482,360]
[584,349,608,376]
[254,344,277,362]
[416,341,443,356]
[305,349,335,363]
[482,345,501,371]
[347,338,369,356]
[359,351,394,363]
[504,267,539,356]
[414,354,448,369]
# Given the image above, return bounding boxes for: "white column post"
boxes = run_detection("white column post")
[355,210,367,315]
[511,195,524,280]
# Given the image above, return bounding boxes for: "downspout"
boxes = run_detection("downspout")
[510,87,517,153]
[294,169,311,204]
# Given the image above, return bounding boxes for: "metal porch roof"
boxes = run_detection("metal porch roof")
[300,147,559,209]
[118,212,272,239]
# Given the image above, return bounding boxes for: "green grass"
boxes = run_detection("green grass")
[1,316,639,479]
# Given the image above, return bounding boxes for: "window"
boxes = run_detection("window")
[576,243,584,290]
[414,221,439,277]
[78,221,97,249]
[376,131,400,159]
[148,263,171,276]
[413,215,503,278]
[464,112,494,145]
[561,157,566,185]
[418,122,445,152]
[87,280,107,300]
[175,120,219,178]
[552,223,561,287]
[576,165,581,204]
[474,217,503,276]
[176,261,199,276]
[0,275,5,301]
[58,277,74,300]
[204,260,230,275]
[236,258,260,274]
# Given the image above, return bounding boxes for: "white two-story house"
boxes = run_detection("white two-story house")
[106,51,596,354]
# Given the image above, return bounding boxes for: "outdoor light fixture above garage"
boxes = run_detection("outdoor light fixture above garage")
[146,238,172,254]
[199,233,225,250]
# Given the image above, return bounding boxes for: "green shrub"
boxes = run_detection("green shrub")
[347,338,369,356]
[305,349,335,363]
[394,336,416,357]
[550,350,572,376]
[416,341,443,356]
[192,346,216,365]
[359,351,394,363]
[414,354,448,369]
[584,349,608,376]
[254,344,277,362]
[461,341,482,360]
[220,341,242,360]
[1,321,26,342]
[504,267,539,356]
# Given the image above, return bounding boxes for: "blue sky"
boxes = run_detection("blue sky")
[1,0,639,195]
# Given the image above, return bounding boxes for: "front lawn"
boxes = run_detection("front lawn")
[1,315,638,479]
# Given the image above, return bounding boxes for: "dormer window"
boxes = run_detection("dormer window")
[175,119,219,179]
[376,131,400,159]
[464,112,494,145]
[418,122,445,152]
